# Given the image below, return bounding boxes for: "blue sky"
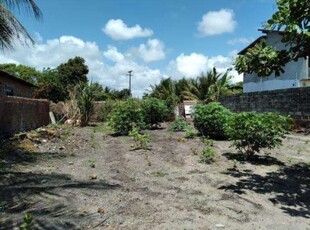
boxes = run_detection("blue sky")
[0,0,276,96]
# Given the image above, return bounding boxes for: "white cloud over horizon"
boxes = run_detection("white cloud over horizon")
[198,9,237,36]
[0,34,242,98]
[103,19,153,40]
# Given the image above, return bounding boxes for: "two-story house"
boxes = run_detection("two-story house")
[239,29,310,93]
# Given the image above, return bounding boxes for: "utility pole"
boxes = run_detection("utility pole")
[127,70,133,97]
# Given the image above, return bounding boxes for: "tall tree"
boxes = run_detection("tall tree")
[57,56,89,88]
[0,0,42,50]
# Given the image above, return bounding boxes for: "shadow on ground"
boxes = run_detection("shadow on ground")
[0,149,120,229]
[219,163,310,218]
[223,152,285,166]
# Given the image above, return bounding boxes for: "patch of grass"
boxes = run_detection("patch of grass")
[201,137,214,147]
[152,170,167,177]
[175,137,186,143]
[60,127,71,141]
[199,147,216,164]
[184,127,198,139]
[88,159,96,168]
[190,147,198,155]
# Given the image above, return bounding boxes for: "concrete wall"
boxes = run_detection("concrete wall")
[219,87,310,121]
[0,96,50,137]
[243,31,309,93]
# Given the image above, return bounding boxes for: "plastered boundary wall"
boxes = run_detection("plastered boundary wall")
[219,87,310,122]
[0,96,49,136]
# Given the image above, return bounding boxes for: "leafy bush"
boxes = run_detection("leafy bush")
[109,99,144,135]
[199,147,216,163]
[170,116,188,132]
[129,128,151,150]
[227,112,292,156]
[141,98,169,127]
[192,102,233,139]
[97,100,115,122]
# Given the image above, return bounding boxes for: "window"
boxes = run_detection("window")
[4,84,14,96]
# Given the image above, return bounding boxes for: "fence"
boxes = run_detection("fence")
[219,87,310,123]
[0,96,49,136]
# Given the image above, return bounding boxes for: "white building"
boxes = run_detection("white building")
[239,29,310,93]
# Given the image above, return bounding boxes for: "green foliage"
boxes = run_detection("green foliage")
[129,128,151,150]
[200,147,216,163]
[97,100,115,122]
[193,102,233,140]
[141,98,169,127]
[88,159,96,168]
[170,116,188,132]
[0,0,42,50]
[227,112,293,156]
[20,213,34,230]
[235,42,290,77]
[34,68,68,102]
[57,56,89,87]
[265,0,310,60]
[184,127,198,139]
[75,83,96,127]
[236,0,309,76]
[109,99,144,135]
[0,63,42,84]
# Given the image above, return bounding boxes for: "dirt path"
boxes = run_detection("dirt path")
[1,124,310,229]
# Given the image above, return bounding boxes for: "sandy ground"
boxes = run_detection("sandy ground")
[0,123,310,230]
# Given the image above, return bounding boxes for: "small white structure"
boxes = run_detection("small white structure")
[239,29,310,93]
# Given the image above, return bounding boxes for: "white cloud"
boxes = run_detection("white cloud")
[103,19,153,40]
[103,46,124,62]
[227,37,251,45]
[198,9,237,36]
[134,39,165,63]
[0,35,163,97]
[168,51,242,82]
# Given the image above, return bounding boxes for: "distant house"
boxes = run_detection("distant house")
[0,70,36,98]
[239,29,310,93]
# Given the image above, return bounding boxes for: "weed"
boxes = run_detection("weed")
[191,147,198,155]
[89,160,96,168]
[0,201,7,212]
[170,116,188,132]
[176,137,186,143]
[233,159,238,169]
[152,170,167,177]
[184,127,197,139]
[287,157,293,164]
[201,137,214,147]
[129,128,151,150]
[20,213,34,230]
[199,147,216,164]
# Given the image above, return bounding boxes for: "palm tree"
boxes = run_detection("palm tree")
[0,0,42,50]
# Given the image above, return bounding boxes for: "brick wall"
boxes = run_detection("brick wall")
[0,73,35,98]
[219,87,310,121]
[0,96,50,137]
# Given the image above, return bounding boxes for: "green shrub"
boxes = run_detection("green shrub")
[129,128,151,150]
[192,102,233,139]
[97,100,115,122]
[200,147,216,163]
[141,98,169,127]
[20,213,34,230]
[170,116,188,132]
[227,112,292,156]
[109,99,144,135]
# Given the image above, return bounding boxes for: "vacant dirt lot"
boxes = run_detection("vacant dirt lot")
[0,124,310,229]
